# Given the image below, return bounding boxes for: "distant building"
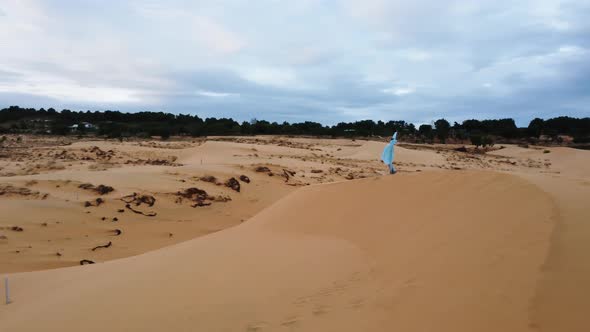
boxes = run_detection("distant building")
[69,122,96,131]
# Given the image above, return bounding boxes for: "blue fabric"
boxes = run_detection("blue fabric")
[388,163,396,174]
[381,132,397,165]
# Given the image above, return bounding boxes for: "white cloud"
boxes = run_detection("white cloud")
[395,49,433,61]
[0,80,141,104]
[557,45,585,56]
[238,66,299,88]
[196,90,239,98]
[382,87,415,96]
[192,17,245,54]
[134,2,245,55]
[287,47,329,66]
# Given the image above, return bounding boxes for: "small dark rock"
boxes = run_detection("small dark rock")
[95,185,114,195]
[255,166,271,173]
[225,177,241,192]
[200,175,218,184]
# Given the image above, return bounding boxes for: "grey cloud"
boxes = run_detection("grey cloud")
[1,0,588,125]
[0,92,65,109]
[0,69,23,83]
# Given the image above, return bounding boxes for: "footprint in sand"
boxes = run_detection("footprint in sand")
[280,316,300,328]
[245,321,269,331]
[404,277,417,287]
[349,298,365,309]
[312,305,329,316]
[292,297,309,306]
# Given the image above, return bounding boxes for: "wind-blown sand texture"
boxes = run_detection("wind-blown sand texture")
[1,135,589,331]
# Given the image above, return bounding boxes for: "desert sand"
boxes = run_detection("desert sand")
[1,136,589,331]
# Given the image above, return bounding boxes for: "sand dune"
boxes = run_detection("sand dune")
[1,137,589,331]
[1,171,556,331]
[489,145,590,178]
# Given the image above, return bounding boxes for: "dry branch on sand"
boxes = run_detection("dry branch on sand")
[120,193,156,207]
[175,187,231,207]
[281,169,297,182]
[84,198,105,207]
[78,183,114,195]
[0,185,48,199]
[255,166,272,174]
[125,204,157,217]
[176,187,213,207]
[87,146,115,160]
[124,158,182,166]
[199,175,219,184]
[119,193,158,216]
[91,241,112,251]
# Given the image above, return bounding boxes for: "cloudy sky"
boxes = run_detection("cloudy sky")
[0,0,589,125]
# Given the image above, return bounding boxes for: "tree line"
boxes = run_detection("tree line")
[0,106,588,144]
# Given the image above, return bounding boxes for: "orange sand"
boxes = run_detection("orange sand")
[1,137,589,331]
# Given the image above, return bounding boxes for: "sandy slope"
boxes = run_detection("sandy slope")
[1,137,444,274]
[1,137,589,331]
[0,139,317,273]
[489,145,590,178]
[504,147,590,331]
[0,171,556,331]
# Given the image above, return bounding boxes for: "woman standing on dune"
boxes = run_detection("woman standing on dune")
[381,132,398,174]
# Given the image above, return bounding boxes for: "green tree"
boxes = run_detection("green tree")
[434,119,451,143]
[50,121,69,135]
[527,118,544,138]
[160,129,171,140]
[482,136,494,147]
[418,124,434,142]
[470,134,482,148]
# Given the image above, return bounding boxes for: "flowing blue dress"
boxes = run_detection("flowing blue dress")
[381,132,398,174]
